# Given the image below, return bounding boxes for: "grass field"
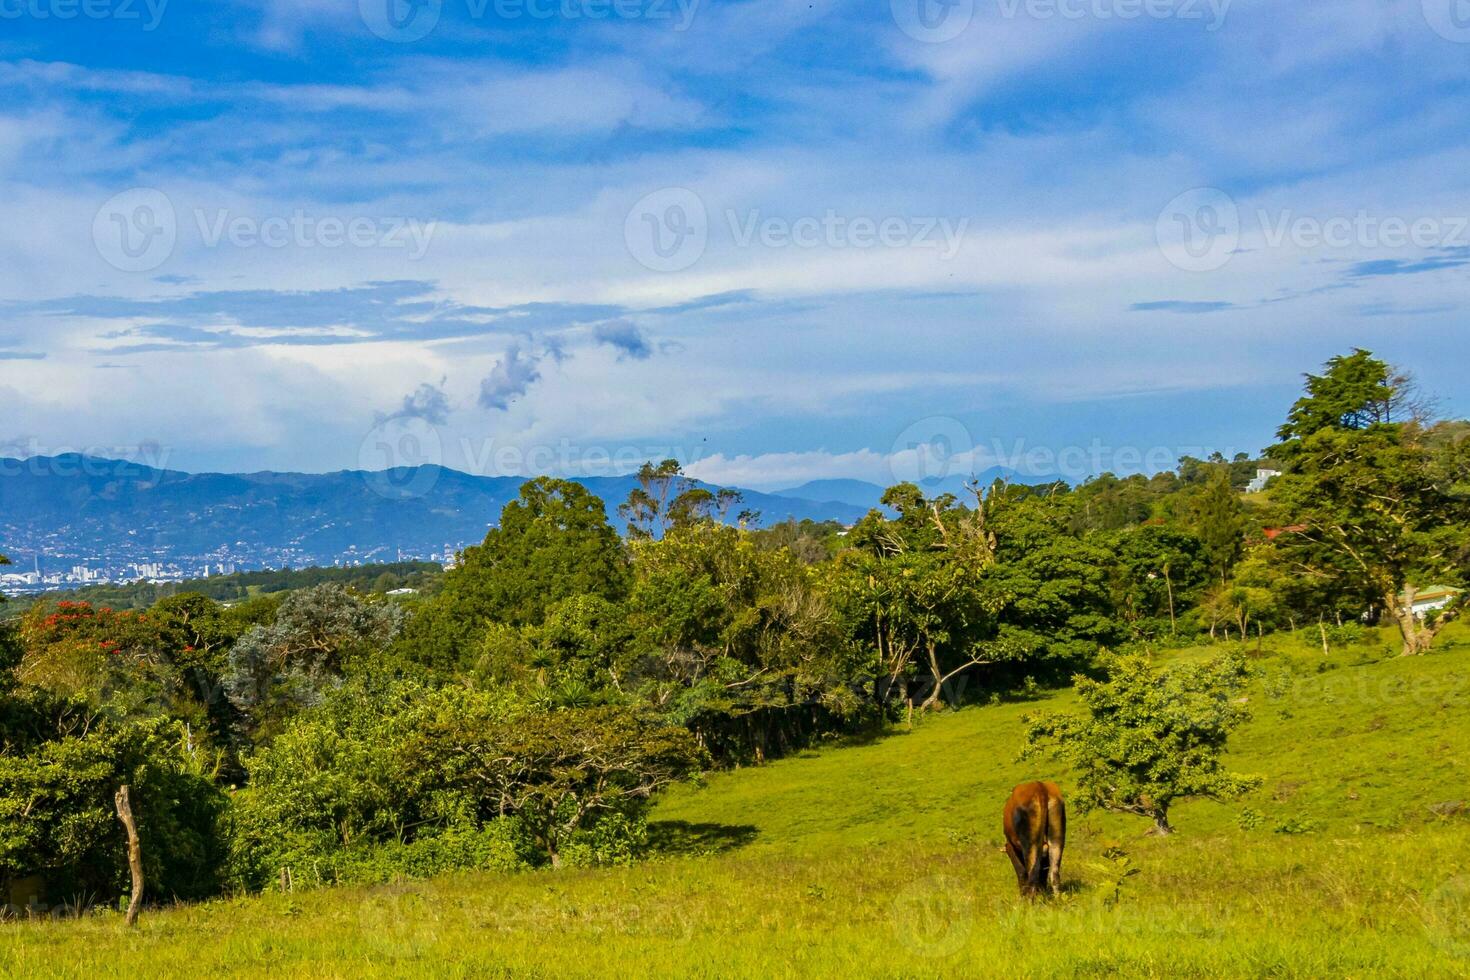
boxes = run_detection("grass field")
[3,626,1469,977]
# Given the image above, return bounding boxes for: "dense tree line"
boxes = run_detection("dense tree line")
[0,349,1464,911]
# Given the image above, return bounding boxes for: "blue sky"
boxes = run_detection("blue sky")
[1,0,1469,489]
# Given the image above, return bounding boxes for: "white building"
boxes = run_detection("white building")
[1245,468,1281,493]
[1408,586,1463,620]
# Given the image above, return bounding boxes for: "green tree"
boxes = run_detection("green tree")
[225,679,530,890]
[1185,467,1246,586]
[1277,348,1398,443]
[399,478,629,672]
[620,460,742,539]
[1104,525,1208,637]
[1025,653,1260,834]
[627,522,858,755]
[0,717,225,902]
[834,484,1002,710]
[1268,351,1469,655]
[427,705,706,867]
[224,585,403,742]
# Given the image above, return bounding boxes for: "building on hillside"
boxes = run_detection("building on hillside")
[1245,468,1281,493]
[1407,585,1463,620]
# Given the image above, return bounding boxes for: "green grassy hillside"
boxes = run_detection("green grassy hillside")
[4,627,1469,978]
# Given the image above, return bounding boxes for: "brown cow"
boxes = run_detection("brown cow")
[1002,781,1065,897]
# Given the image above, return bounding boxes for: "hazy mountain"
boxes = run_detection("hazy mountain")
[0,456,871,571]
[774,479,889,510]
[776,467,1054,511]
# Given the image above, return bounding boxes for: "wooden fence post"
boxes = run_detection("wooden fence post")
[114,784,144,927]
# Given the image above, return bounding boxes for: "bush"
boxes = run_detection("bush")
[0,718,226,903]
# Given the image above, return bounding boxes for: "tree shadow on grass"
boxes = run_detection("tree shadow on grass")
[647,820,759,856]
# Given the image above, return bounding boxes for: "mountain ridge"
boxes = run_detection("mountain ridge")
[0,455,873,573]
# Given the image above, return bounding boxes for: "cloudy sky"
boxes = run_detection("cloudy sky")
[2,0,1468,489]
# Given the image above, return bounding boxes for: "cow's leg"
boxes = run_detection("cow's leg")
[1045,791,1066,896]
[1045,838,1063,895]
[1024,842,1045,897]
[1005,840,1026,893]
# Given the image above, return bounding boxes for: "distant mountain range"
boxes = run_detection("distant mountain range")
[0,456,1066,578]
[0,456,882,573]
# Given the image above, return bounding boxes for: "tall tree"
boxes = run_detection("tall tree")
[1185,467,1245,586]
[401,479,629,671]
[1268,350,1469,655]
[620,460,740,539]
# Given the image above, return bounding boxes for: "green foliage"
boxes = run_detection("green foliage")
[1277,348,1399,444]
[226,680,702,883]
[0,717,225,902]
[619,459,745,539]
[1267,352,1470,654]
[626,522,862,754]
[6,630,1470,973]
[15,601,209,728]
[1025,652,1261,833]
[1272,814,1322,835]
[398,478,628,672]
[1103,524,1208,637]
[1185,467,1246,584]
[224,584,404,743]
[1085,843,1141,906]
[224,679,531,890]
[424,704,708,866]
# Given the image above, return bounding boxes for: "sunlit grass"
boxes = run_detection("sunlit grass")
[4,625,1469,977]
